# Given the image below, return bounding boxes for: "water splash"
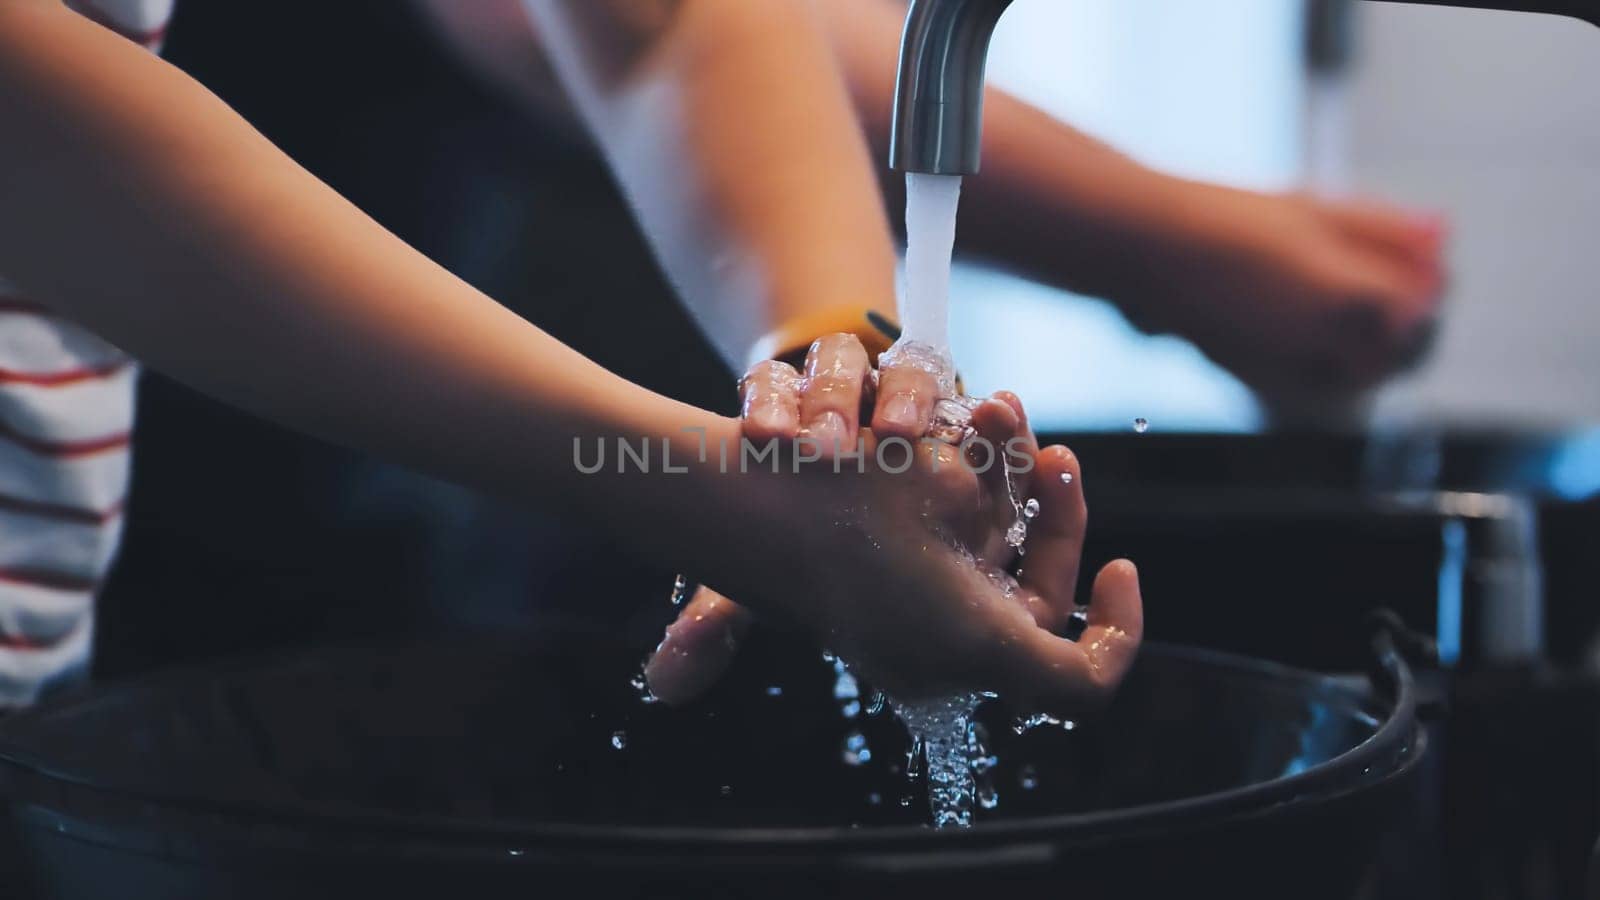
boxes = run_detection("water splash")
[865,691,886,716]
[893,693,982,828]
[1133,417,1150,434]
[969,720,1000,812]
[879,340,958,400]
[1012,712,1076,736]
[610,731,627,751]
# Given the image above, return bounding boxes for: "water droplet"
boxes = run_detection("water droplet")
[977,784,999,810]
[720,784,733,797]
[1023,498,1041,520]
[1133,417,1149,434]
[610,731,627,750]
[629,671,659,705]
[867,792,883,806]
[833,669,860,700]
[1060,471,1074,486]
[1005,520,1028,548]
[1018,765,1040,791]
[669,574,691,607]
[1062,719,1077,731]
[508,849,525,857]
[765,685,783,698]
[842,730,872,766]
[841,699,862,718]
[865,692,886,716]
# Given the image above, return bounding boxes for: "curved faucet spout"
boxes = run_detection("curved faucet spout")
[889,0,1015,175]
[888,0,1600,177]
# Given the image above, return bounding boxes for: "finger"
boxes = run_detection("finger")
[644,587,753,706]
[1008,560,1144,716]
[798,334,871,459]
[739,360,803,443]
[1016,446,1086,629]
[909,434,985,545]
[992,391,1037,448]
[970,397,1035,560]
[872,350,945,441]
[1323,198,1447,264]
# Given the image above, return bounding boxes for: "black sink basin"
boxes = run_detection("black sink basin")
[0,631,1424,899]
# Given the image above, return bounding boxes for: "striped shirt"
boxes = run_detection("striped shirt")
[0,0,173,707]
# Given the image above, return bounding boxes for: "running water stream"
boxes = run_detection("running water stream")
[897,172,963,353]
[877,173,1037,828]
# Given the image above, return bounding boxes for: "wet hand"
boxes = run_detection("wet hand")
[647,335,1143,714]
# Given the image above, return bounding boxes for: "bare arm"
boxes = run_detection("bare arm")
[0,0,1143,708]
[518,0,899,369]
[0,0,775,588]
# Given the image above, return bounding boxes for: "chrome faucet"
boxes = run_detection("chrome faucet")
[889,0,1600,177]
[888,0,1012,176]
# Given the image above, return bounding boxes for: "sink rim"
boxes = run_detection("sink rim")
[0,639,1419,852]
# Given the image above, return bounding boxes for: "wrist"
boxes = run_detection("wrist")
[745,305,901,370]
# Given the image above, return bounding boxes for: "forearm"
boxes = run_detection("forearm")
[523,0,899,368]
[819,0,1197,311]
[0,1,771,582]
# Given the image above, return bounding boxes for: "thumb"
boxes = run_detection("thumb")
[644,587,753,706]
[1009,560,1144,717]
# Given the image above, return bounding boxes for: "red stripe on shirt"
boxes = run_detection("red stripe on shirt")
[0,420,131,459]
[0,358,131,388]
[0,567,98,594]
[66,1,170,49]
[0,492,125,526]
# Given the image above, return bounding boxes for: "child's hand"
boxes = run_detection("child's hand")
[646,335,1143,713]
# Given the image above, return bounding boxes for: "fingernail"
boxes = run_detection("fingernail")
[882,394,920,430]
[746,397,795,436]
[803,410,848,453]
